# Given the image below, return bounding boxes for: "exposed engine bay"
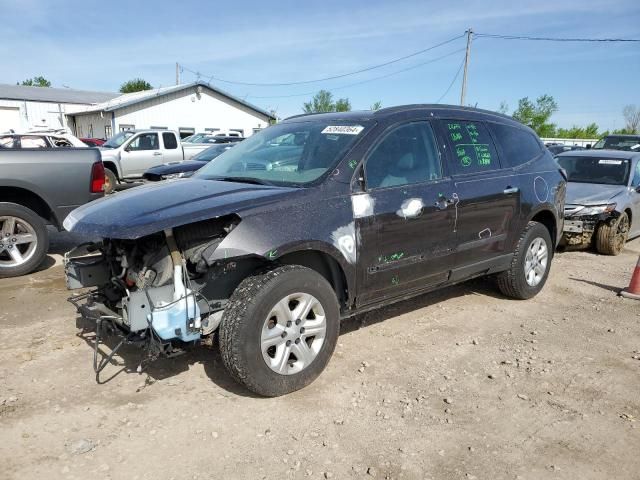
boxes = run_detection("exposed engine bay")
[65,215,257,374]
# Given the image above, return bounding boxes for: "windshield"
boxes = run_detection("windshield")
[556,156,631,185]
[192,144,235,162]
[195,120,370,186]
[182,133,208,143]
[593,136,640,151]
[103,131,134,148]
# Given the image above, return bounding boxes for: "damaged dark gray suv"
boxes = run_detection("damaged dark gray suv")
[65,105,565,396]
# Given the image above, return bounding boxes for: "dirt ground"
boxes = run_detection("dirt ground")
[1,233,639,480]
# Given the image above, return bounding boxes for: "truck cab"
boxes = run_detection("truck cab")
[100,130,184,190]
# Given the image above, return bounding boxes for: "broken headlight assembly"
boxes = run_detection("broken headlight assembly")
[570,203,616,216]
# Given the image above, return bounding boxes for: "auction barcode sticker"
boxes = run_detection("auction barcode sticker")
[321,125,364,135]
[598,159,623,165]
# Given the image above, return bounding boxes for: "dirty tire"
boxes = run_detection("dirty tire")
[0,202,49,278]
[104,168,118,194]
[595,212,629,256]
[219,265,340,397]
[496,221,552,300]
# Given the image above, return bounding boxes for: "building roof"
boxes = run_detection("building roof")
[0,83,118,105]
[68,81,275,120]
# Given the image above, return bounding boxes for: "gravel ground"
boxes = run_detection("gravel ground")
[1,232,639,480]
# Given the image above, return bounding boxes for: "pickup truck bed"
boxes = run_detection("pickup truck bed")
[0,148,104,277]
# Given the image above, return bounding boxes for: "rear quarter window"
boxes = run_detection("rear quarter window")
[162,132,178,149]
[442,120,500,175]
[489,123,542,167]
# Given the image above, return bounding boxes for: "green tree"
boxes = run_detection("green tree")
[512,94,558,137]
[335,98,351,112]
[370,101,383,111]
[497,101,509,115]
[302,90,352,113]
[555,122,600,139]
[119,78,153,94]
[19,76,51,87]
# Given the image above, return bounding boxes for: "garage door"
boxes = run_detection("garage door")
[0,107,21,133]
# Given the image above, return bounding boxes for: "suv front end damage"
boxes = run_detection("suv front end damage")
[65,216,242,377]
[561,203,619,247]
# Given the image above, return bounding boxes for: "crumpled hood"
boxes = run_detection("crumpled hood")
[64,178,298,239]
[565,182,626,205]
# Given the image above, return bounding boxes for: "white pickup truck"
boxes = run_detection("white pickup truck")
[100,129,215,193]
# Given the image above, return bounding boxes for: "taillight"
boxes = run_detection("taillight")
[91,161,106,193]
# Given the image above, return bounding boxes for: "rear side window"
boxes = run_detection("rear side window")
[162,132,178,149]
[443,120,499,175]
[489,123,542,167]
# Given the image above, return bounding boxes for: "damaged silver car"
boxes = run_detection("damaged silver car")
[557,150,640,254]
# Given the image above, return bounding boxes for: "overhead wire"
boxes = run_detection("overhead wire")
[238,47,466,99]
[473,32,640,42]
[435,55,466,104]
[180,33,466,87]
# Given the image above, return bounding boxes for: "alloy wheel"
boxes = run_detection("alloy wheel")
[524,237,548,287]
[261,292,327,375]
[0,216,38,268]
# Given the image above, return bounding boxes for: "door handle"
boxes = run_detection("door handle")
[153,152,162,156]
[435,193,457,210]
[503,186,519,194]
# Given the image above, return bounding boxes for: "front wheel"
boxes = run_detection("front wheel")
[595,212,629,256]
[496,221,552,300]
[219,265,340,397]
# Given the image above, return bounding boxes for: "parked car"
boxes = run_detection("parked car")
[81,138,106,147]
[182,136,243,160]
[556,150,640,254]
[100,130,233,192]
[0,148,104,277]
[0,128,87,148]
[182,131,244,143]
[143,143,237,181]
[547,144,584,155]
[64,105,565,396]
[593,134,640,152]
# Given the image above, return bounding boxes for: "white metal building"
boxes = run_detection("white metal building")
[0,84,117,133]
[68,81,275,139]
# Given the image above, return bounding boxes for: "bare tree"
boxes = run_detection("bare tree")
[623,105,640,134]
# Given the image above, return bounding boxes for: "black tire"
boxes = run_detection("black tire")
[496,221,552,300]
[0,202,49,278]
[104,168,118,194]
[219,265,340,397]
[595,212,629,256]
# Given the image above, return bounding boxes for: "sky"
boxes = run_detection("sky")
[1,0,638,131]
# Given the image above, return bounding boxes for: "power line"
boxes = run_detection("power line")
[474,32,640,42]
[181,33,466,87]
[239,48,466,99]
[436,56,466,104]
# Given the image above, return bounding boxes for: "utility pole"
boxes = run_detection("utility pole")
[176,62,180,85]
[460,28,473,106]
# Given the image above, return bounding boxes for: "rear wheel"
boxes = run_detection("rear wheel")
[0,203,49,278]
[497,221,552,300]
[595,212,629,256]
[219,265,340,397]
[104,168,118,194]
